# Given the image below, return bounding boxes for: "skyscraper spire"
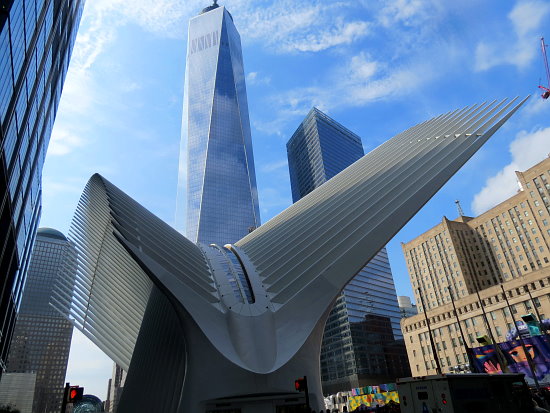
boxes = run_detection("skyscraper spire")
[201,0,220,14]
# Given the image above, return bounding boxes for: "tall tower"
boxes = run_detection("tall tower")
[0,228,75,413]
[0,0,85,374]
[287,108,409,392]
[177,1,260,246]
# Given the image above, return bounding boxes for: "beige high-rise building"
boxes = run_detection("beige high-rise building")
[401,156,550,376]
[403,156,550,313]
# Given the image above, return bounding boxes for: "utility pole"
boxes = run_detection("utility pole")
[500,285,540,390]
[418,287,442,374]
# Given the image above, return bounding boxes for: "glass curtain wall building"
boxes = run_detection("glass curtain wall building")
[287,107,409,393]
[1,228,75,413]
[177,1,260,246]
[0,0,84,373]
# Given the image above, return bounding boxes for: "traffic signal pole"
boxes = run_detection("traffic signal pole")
[304,376,310,412]
[61,383,70,413]
[295,376,311,412]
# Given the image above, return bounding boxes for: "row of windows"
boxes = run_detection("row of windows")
[405,277,550,334]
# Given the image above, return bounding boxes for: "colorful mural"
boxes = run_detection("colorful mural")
[471,335,550,386]
[347,383,399,410]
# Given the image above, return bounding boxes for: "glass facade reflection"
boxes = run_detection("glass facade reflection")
[177,3,260,246]
[1,228,75,413]
[287,108,409,392]
[0,0,84,374]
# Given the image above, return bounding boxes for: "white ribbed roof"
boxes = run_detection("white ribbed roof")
[52,97,528,372]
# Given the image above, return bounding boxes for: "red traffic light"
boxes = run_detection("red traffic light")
[295,377,307,392]
[68,386,84,403]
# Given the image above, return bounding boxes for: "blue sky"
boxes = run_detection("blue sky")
[40,0,550,399]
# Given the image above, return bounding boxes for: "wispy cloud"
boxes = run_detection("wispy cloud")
[472,126,550,215]
[247,71,271,86]
[48,128,87,156]
[271,51,432,121]
[227,1,370,53]
[474,0,550,71]
[260,159,288,173]
[280,20,369,53]
[377,0,441,28]
[522,95,548,117]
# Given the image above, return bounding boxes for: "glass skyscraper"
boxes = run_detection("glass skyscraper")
[177,1,260,246]
[0,0,84,373]
[287,107,409,393]
[0,228,75,413]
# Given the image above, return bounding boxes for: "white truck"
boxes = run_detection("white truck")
[397,373,533,413]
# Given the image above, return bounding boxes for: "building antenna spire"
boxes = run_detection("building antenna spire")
[455,200,464,217]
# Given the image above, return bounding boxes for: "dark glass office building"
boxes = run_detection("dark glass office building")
[287,108,410,393]
[0,0,84,373]
[1,228,74,413]
[177,2,260,246]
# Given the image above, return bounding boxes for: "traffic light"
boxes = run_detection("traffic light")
[521,313,542,336]
[295,377,307,392]
[476,334,492,346]
[68,386,83,403]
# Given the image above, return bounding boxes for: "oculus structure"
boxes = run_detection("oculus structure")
[53,97,528,412]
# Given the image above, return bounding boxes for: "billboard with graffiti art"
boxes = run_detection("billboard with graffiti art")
[471,335,550,386]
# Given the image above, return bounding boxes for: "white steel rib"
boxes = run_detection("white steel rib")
[52,97,528,412]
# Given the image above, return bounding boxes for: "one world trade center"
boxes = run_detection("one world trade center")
[177,1,261,246]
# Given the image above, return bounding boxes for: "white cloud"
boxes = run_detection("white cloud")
[281,20,370,53]
[48,128,86,156]
[472,126,550,214]
[474,0,550,71]
[247,71,271,85]
[272,51,431,118]
[378,0,439,27]
[522,95,548,116]
[234,1,370,53]
[260,159,288,173]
